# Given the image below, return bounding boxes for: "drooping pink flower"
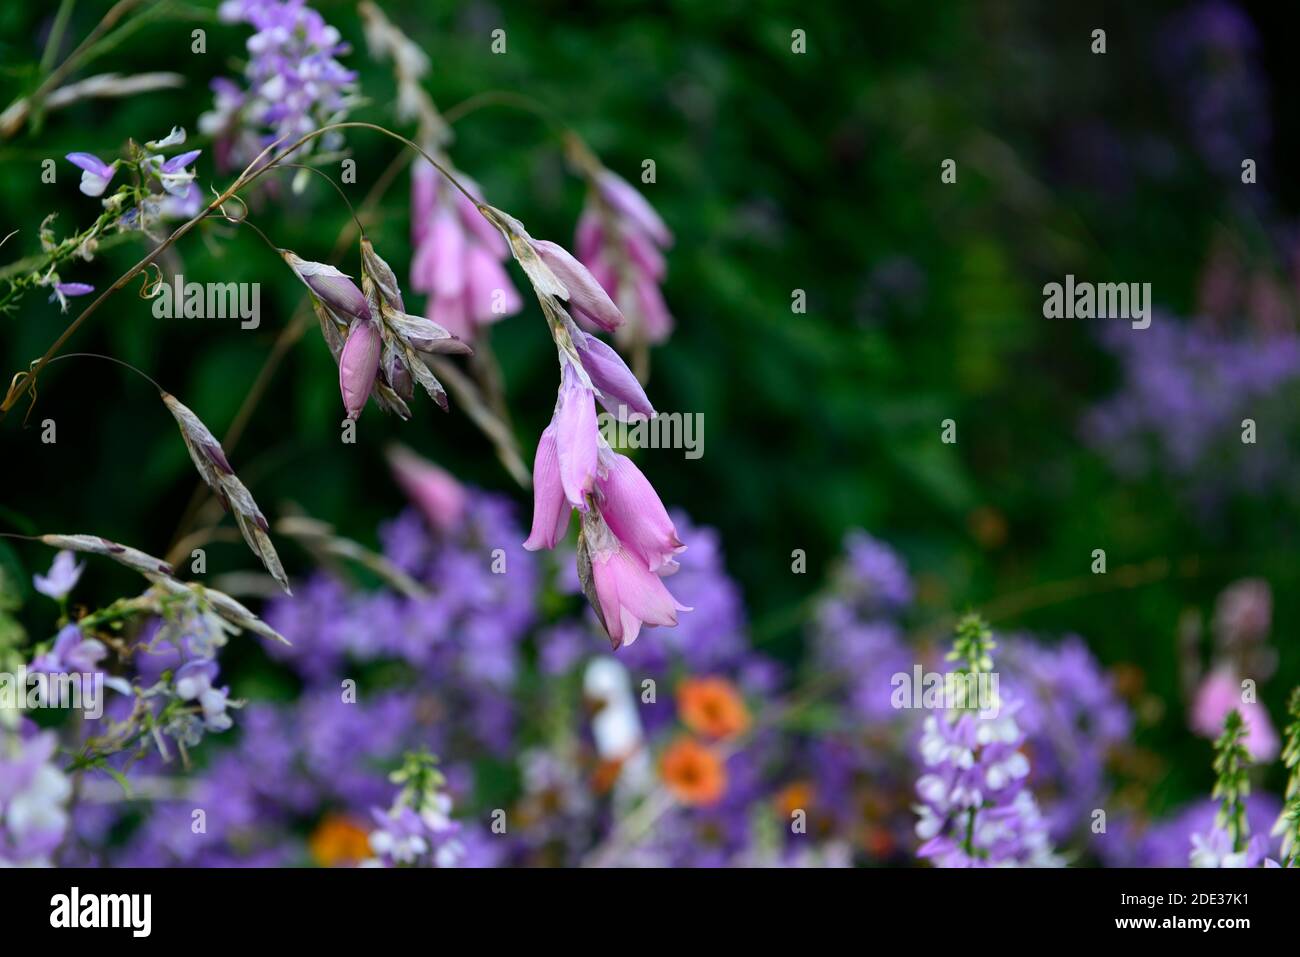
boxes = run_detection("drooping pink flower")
[410,165,522,340]
[596,450,684,574]
[585,514,689,649]
[575,169,675,344]
[386,444,468,534]
[1191,667,1279,761]
[522,423,571,551]
[596,169,672,247]
[554,363,599,509]
[339,320,382,419]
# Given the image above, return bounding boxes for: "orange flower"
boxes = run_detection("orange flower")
[775,780,815,820]
[308,813,373,868]
[677,677,751,740]
[660,737,727,806]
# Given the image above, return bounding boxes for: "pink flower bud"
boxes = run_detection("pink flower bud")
[576,333,654,418]
[1191,667,1279,761]
[596,451,684,573]
[339,320,382,419]
[282,252,372,321]
[530,239,625,331]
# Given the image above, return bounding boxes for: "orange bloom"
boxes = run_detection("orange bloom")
[660,737,727,806]
[677,677,751,740]
[775,780,815,820]
[308,813,373,867]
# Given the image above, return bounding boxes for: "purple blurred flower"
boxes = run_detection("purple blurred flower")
[30,624,107,675]
[1083,315,1300,492]
[65,152,117,197]
[32,550,84,600]
[0,722,71,866]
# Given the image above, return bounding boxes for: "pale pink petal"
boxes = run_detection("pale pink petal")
[597,452,684,572]
[635,273,674,343]
[456,188,508,257]
[531,239,625,331]
[465,243,522,324]
[575,208,604,263]
[522,424,572,550]
[428,292,472,341]
[428,207,466,298]
[597,170,672,247]
[555,365,599,509]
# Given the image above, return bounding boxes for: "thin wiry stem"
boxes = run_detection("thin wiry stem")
[46,352,165,393]
[274,163,366,236]
[256,121,483,206]
[441,89,565,132]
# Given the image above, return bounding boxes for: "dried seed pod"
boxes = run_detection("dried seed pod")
[39,534,174,578]
[161,392,291,594]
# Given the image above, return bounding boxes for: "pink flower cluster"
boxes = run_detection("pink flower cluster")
[410,165,522,341]
[575,170,675,344]
[518,240,688,649]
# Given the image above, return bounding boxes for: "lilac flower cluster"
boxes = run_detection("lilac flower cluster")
[1159,2,1271,181]
[999,635,1132,844]
[911,616,1060,867]
[1082,315,1300,491]
[0,721,72,866]
[367,752,465,867]
[813,531,915,722]
[257,475,537,758]
[1100,795,1281,868]
[69,126,204,231]
[201,0,357,170]
[45,128,204,310]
